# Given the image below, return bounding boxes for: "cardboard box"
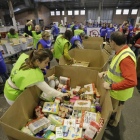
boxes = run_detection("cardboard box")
[0,66,113,140]
[137,56,140,78]
[59,49,109,72]
[104,43,112,55]
[83,41,102,50]
[84,37,103,42]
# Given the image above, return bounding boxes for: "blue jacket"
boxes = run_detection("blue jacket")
[100,27,107,37]
[70,35,82,50]
[67,24,71,28]
[0,51,6,73]
[84,25,87,34]
[73,25,79,30]
[51,25,59,36]
[36,39,51,50]
[129,25,134,37]
[106,27,115,38]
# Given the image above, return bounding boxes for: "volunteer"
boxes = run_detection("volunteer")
[58,23,62,27]
[130,32,140,59]
[4,49,70,105]
[67,23,71,28]
[70,32,85,49]
[84,23,90,34]
[72,21,79,35]
[74,25,85,36]
[53,30,73,63]
[99,31,137,127]
[106,23,115,42]
[50,23,59,42]
[0,51,9,84]
[36,31,54,69]
[117,24,121,31]
[119,23,130,44]
[100,23,107,42]
[70,22,74,30]
[25,20,42,49]
[6,28,19,41]
[132,23,140,37]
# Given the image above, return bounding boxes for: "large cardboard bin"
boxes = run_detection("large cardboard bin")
[83,41,102,50]
[0,66,113,140]
[59,49,109,72]
[85,37,103,43]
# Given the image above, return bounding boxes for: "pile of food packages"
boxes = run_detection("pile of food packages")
[21,76,104,140]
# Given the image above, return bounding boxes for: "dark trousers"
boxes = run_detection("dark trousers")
[0,72,9,83]
[131,45,140,59]
[101,36,106,42]
[54,36,57,42]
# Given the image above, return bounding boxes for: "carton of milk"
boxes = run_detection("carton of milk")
[56,126,63,140]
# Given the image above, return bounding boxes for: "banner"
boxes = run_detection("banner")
[87,28,101,37]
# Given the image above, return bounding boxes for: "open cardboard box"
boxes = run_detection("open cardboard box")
[83,41,102,50]
[0,66,113,140]
[72,61,90,67]
[104,43,112,55]
[85,37,103,42]
[59,49,109,72]
[137,56,140,78]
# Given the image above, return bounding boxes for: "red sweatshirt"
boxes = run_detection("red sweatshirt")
[111,45,137,90]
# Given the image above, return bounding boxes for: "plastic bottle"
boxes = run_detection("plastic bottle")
[55,77,59,87]
[49,80,55,88]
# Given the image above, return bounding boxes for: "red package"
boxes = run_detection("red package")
[35,106,44,118]
[58,83,68,90]
[83,120,99,140]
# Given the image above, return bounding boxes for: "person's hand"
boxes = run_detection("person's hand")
[63,93,71,97]
[103,82,111,90]
[70,58,75,64]
[26,21,32,26]
[129,44,132,47]
[98,71,107,79]
[49,74,55,80]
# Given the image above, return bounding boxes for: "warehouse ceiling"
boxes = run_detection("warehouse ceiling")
[0,0,140,13]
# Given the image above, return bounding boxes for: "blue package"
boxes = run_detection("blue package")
[35,135,43,138]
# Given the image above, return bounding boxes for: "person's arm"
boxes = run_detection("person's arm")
[72,26,75,36]
[64,42,72,61]
[130,32,140,45]
[25,25,32,36]
[38,43,44,50]
[74,40,84,49]
[51,26,55,34]
[5,34,10,42]
[111,56,137,90]
[35,81,64,97]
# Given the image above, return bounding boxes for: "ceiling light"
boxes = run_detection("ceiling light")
[116,7,118,8]
[56,9,57,10]
[84,8,85,9]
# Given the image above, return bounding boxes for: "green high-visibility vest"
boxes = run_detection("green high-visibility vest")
[74,29,84,36]
[28,25,32,31]
[70,24,74,30]
[7,32,19,39]
[4,53,44,101]
[32,31,42,49]
[106,47,136,101]
[58,24,62,27]
[23,33,28,36]
[53,35,71,59]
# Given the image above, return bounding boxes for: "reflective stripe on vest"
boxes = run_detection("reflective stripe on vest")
[108,51,135,78]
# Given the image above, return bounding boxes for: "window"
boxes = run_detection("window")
[74,10,79,15]
[123,9,129,15]
[68,10,72,15]
[62,11,64,15]
[56,11,60,16]
[116,9,122,15]
[80,10,85,15]
[51,11,55,16]
[131,9,138,15]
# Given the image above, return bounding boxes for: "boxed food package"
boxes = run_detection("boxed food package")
[42,102,59,114]
[59,49,109,72]
[84,83,96,95]
[73,100,91,111]
[72,61,90,67]
[48,114,64,125]
[0,66,113,140]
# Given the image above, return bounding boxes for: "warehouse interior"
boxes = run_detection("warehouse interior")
[0,0,140,140]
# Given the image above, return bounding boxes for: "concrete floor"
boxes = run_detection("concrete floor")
[0,57,140,140]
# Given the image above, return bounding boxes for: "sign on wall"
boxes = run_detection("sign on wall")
[87,28,100,37]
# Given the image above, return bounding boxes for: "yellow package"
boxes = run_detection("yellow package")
[96,112,101,123]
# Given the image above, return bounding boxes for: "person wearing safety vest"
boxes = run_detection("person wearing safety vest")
[36,31,54,70]
[70,32,85,50]
[74,25,85,36]
[50,23,59,42]
[0,51,9,92]
[72,21,79,35]
[130,32,140,59]
[58,23,62,27]
[100,23,107,42]
[132,23,140,37]
[28,25,32,31]
[25,20,42,49]
[6,28,19,41]
[106,23,115,42]
[119,23,130,44]
[4,49,70,105]
[53,30,74,63]
[70,22,74,30]
[99,31,137,127]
